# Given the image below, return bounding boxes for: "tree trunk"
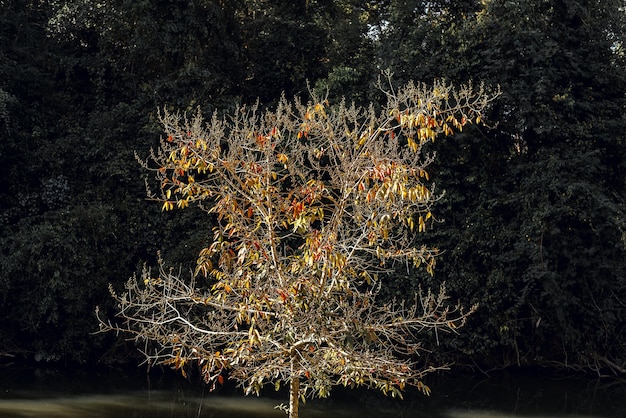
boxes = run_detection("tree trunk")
[289,357,300,418]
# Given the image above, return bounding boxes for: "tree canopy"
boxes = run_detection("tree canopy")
[98,78,495,417]
[0,0,624,379]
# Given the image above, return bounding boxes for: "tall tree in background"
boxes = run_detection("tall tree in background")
[379,0,481,84]
[312,0,385,105]
[240,0,330,103]
[1,0,249,361]
[412,0,626,371]
[0,0,125,360]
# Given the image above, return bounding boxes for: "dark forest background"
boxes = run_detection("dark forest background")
[1,0,625,376]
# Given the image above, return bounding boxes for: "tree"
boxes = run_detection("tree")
[98,78,496,417]
[239,0,331,104]
[378,0,482,85]
[413,0,626,370]
[0,0,249,361]
[312,0,385,106]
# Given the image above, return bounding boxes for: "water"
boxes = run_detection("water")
[0,366,624,417]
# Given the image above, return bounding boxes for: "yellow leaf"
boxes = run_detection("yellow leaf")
[277,153,288,164]
[162,201,174,211]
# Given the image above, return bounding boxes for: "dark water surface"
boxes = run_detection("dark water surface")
[0,366,624,417]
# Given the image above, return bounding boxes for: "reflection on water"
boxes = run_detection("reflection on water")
[0,393,289,418]
[0,367,624,418]
[0,396,617,418]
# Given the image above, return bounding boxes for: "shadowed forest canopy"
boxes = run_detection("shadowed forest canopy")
[0,0,625,377]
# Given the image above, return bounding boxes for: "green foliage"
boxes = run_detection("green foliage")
[312,0,382,106]
[1,206,120,361]
[0,0,624,373]
[402,0,626,371]
[379,0,482,84]
[240,0,330,103]
[0,0,234,362]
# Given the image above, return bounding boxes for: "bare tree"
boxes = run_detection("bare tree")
[97,76,497,418]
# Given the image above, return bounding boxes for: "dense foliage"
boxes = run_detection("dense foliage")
[1,0,624,377]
